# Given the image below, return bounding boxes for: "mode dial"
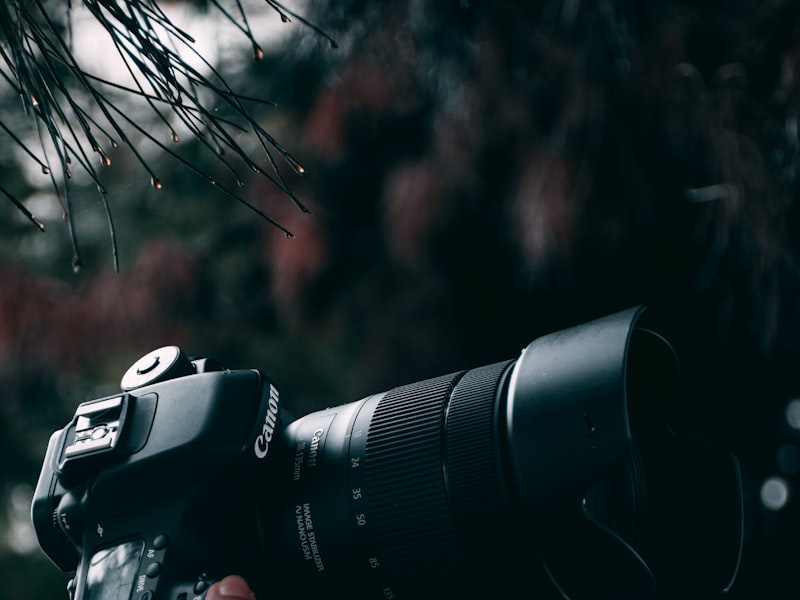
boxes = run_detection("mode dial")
[120,346,195,391]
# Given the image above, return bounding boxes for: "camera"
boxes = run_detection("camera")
[31,306,743,599]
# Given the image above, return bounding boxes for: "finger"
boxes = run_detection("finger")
[205,575,256,600]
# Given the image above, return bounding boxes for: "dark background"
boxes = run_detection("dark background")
[1,0,799,597]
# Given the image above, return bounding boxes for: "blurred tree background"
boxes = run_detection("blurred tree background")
[2,0,800,597]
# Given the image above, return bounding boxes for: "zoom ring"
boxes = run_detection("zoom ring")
[364,371,465,595]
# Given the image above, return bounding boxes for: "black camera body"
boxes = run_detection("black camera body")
[31,348,281,600]
[32,308,744,600]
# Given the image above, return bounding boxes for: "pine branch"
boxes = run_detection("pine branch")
[0,0,332,270]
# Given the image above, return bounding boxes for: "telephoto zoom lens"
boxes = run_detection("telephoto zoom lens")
[259,307,742,600]
[264,361,523,600]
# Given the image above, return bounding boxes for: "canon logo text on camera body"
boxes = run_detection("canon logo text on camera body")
[255,384,280,459]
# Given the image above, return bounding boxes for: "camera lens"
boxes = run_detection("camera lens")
[264,360,523,600]
[258,308,742,600]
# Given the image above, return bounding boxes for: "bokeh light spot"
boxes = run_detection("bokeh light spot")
[785,398,800,431]
[5,484,38,555]
[760,476,790,511]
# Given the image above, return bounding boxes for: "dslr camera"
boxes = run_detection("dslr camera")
[32,306,743,599]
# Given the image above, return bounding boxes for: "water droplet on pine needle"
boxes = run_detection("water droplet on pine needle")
[286,154,305,174]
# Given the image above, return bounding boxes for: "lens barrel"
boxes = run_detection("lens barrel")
[266,359,522,600]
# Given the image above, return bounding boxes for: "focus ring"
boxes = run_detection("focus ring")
[445,360,513,557]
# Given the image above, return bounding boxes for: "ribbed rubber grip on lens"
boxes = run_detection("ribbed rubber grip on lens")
[444,360,513,555]
[364,361,512,596]
[364,371,465,588]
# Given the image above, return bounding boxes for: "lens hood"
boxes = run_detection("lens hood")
[506,306,743,598]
